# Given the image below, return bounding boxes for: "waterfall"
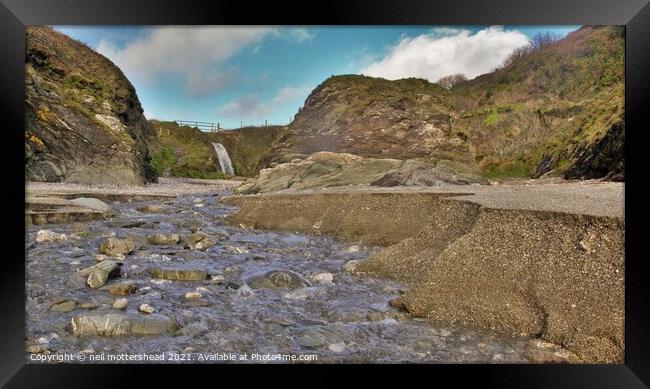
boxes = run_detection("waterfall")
[211,142,235,176]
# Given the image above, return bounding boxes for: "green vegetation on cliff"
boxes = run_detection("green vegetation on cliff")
[260,26,624,181]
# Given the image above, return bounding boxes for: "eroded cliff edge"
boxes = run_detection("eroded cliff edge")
[221,183,624,362]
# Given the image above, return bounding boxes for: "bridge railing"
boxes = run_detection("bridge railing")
[175,120,222,132]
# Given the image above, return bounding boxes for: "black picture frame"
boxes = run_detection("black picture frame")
[1,0,648,387]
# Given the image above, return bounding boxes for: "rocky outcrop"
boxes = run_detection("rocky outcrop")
[25,26,156,185]
[260,76,469,168]
[237,151,486,195]
[563,121,624,181]
[222,185,624,362]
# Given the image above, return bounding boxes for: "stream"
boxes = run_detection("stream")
[26,191,542,363]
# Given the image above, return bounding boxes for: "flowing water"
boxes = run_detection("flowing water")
[212,143,235,176]
[26,192,543,363]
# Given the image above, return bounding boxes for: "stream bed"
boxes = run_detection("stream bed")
[26,192,546,363]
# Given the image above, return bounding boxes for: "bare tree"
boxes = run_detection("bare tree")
[529,31,561,51]
[503,45,532,67]
[436,73,468,90]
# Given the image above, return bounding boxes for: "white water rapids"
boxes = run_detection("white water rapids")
[212,142,235,176]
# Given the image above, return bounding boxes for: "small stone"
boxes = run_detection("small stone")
[225,245,249,254]
[113,298,128,310]
[311,272,334,284]
[149,268,208,281]
[184,233,216,250]
[78,302,99,310]
[107,281,137,296]
[328,342,346,353]
[27,345,48,354]
[184,292,202,300]
[87,270,109,288]
[139,304,155,314]
[137,204,172,214]
[51,299,76,312]
[35,229,68,243]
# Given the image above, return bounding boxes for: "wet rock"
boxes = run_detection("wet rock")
[328,342,346,353]
[75,260,121,289]
[178,321,209,337]
[137,204,172,214]
[149,267,208,281]
[311,272,334,284]
[107,280,137,296]
[51,299,76,312]
[71,313,178,336]
[342,260,362,274]
[94,254,109,262]
[526,340,582,363]
[139,304,155,314]
[184,233,216,250]
[69,197,109,212]
[147,233,180,245]
[113,298,128,310]
[78,302,99,310]
[35,229,68,243]
[27,345,48,354]
[66,273,88,290]
[247,270,311,290]
[99,237,135,256]
[184,292,202,300]
[71,313,130,336]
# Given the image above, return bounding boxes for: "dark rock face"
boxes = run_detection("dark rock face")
[564,122,624,181]
[25,26,156,185]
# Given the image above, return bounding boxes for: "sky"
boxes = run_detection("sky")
[54,25,580,129]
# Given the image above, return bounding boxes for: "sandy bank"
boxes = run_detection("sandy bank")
[221,181,624,362]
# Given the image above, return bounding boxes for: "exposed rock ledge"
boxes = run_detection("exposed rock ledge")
[221,182,624,363]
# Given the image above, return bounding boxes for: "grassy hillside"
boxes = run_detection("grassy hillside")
[260,26,624,181]
[452,25,624,179]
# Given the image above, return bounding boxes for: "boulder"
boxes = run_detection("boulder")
[75,260,121,289]
[99,237,136,256]
[106,280,137,296]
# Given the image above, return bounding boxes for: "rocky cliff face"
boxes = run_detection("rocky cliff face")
[260,26,624,181]
[261,76,470,167]
[25,26,156,185]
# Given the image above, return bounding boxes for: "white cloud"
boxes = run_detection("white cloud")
[217,84,311,120]
[288,28,315,43]
[96,27,280,96]
[360,26,530,82]
[96,27,317,97]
